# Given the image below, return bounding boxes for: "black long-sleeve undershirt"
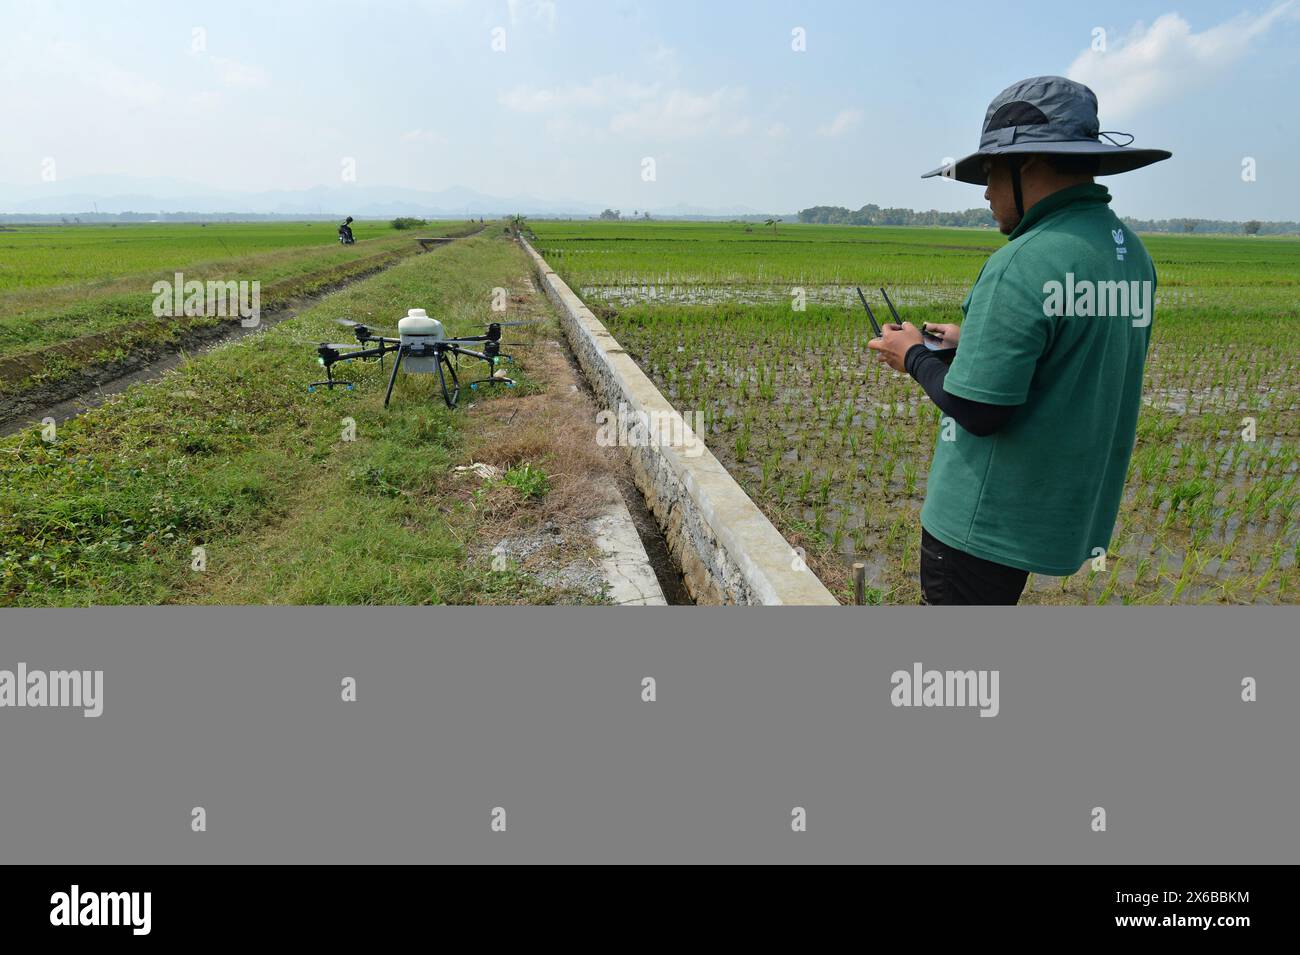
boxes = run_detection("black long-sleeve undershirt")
[903,344,1021,437]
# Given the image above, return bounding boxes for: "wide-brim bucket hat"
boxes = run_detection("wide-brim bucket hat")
[921,75,1171,185]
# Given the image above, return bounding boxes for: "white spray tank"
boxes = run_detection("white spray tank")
[397,308,444,373]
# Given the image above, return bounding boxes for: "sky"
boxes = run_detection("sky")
[1,0,1297,218]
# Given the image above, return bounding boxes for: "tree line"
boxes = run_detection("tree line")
[798,204,1298,235]
[1117,216,1294,236]
[798,204,995,228]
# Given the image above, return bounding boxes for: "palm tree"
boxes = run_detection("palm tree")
[764,217,783,235]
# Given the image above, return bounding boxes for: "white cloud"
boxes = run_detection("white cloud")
[542,114,607,142]
[647,43,680,77]
[766,122,790,138]
[817,109,862,137]
[1067,2,1298,121]
[498,86,557,113]
[208,55,270,90]
[507,0,557,31]
[500,77,754,140]
[610,87,750,139]
[498,75,660,113]
[401,129,445,144]
[18,38,170,106]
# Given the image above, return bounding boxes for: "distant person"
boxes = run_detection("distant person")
[338,216,355,244]
[867,76,1171,605]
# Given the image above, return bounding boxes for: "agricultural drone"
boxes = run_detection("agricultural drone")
[308,308,533,409]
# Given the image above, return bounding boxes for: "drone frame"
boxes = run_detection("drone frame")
[309,320,519,409]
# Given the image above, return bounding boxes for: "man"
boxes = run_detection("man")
[868,76,1171,605]
[338,216,355,244]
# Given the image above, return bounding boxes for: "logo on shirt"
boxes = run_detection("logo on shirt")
[1111,228,1127,261]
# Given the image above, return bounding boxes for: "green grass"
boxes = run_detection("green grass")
[0,230,590,606]
[0,220,417,292]
[9,217,1295,606]
[534,218,1300,284]
[530,219,1300,604]
[0,221,486,408]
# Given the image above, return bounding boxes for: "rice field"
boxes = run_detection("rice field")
[0,221,476,411]
[531,220,1300,604]
[0,221,405,292]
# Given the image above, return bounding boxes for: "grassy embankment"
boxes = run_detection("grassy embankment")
[0,221,480,405]
[1,228,614,605]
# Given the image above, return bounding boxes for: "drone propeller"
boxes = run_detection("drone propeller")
[442,337,533,348]
[336,318,395,332]
[453,319,542,336]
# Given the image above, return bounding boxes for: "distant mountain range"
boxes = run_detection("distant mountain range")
[0,176,782,219]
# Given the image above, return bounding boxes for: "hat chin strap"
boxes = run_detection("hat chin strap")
[1009,157,1025,221]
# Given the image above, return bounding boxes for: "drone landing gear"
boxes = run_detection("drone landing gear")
[466,373,516,395]
[435,352,460,409]
[308,363,354,393]
[465,350,516,396]
[382,346,405,407]
[382,347,463,409]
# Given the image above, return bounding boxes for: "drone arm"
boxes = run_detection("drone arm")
[326,341,399,365]
[447,344,490,362]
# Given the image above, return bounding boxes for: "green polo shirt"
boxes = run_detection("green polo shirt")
[920,183,1154,576]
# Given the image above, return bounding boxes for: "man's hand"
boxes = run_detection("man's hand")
[868,322,924,372]
[923,323,961,347]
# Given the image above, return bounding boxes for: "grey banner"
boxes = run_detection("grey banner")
[0,607,1294,864]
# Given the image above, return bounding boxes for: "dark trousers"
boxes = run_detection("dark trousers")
[920,527,1029,606]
